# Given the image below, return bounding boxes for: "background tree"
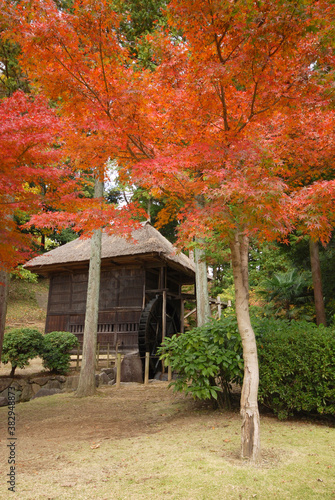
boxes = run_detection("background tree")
[263,102,335,326]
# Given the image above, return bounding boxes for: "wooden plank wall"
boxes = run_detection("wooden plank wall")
[46,266,145,350]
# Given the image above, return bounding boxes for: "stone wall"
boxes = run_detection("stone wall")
[0,368,116,406]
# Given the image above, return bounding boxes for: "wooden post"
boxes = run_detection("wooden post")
[76,344,80,371]
[180,298,185,333]
[142,284,146,310]
[96,343,100,370]
[162,289,167,374]
[217,295,222,319]
[106,343,110,368]
[144,352,150,385]
[116,352,121,388]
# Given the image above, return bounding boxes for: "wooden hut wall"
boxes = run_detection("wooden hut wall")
[45,266,145,350]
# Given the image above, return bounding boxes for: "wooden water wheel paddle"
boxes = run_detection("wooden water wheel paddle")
[138,296,180,377]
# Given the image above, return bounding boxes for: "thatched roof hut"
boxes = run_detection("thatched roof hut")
[25,222,195,371]
[25,221,195,283]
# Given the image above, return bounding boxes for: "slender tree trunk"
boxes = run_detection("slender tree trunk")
[309,239,327,326]
[0,270,9,359]
[230,232,261,462]
[76,178,103,397]
[194,238,211,327]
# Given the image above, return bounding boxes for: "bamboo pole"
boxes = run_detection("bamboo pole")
[144,352,150,385]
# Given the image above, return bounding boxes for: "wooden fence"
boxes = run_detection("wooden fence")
[71,343,172,387]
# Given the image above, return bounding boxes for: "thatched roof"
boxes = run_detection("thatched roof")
[24,222,195,281]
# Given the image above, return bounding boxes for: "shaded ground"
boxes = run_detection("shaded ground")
[0,383,334,500]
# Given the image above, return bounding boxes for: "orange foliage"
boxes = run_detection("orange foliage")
[0,91,77,270]
[127,0,335,246]
[1,0,146,252]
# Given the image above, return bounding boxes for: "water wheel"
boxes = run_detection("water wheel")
[138,296,180,377]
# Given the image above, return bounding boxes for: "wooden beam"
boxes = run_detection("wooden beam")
[180,298,185,334]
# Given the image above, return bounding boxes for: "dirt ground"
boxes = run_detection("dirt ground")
[0,379,216,499]
[1,365,335,500]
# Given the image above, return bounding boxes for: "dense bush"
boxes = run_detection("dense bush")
[158,315,244,408]
[41,331,79,374]
[159,312,335,419]
[1,328,44,376]
[255,318,335,419]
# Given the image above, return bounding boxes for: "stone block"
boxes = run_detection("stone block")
[100,368,114,376]
[120,354,143,383]
[31,388,62,399]
[63,375,80,391]
[31,383,42,395]
[20,383,34,402]
[97,372,110,386]
[0,378,13,393]
[30,376,51,386]
[44,379,62,390]
[0,396,8,407]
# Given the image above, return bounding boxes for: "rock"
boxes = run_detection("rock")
[100,368,114,376]
[31,383,42,395]
[63,376,80,391]
[97,372,110,386]
[0,378,13,393]
[44,379,62,390]
[55,376,66,383]
[0,396,8,407]
[31,388,62,399]
[20,383,34,402]
[120,354,143,383]
[154,371,169,381]
[8,380,23,391]
[108,379,115,386]
[30,376,51,386]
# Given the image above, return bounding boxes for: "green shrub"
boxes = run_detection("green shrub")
[41,331,79,374]
[158,314,244,408]
[1,328,44,376]
[255,318,335,419]
[159,311,335,419]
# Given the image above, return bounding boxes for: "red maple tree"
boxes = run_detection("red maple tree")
[126,0,335,460]
[0,90,73,269]
[4,0,146,397]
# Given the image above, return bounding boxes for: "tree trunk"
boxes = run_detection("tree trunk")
[194,239,211,327]
[230,232,261,462]
[309,239,327,326]
[76,178,103,397]
[0,270,9,360]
